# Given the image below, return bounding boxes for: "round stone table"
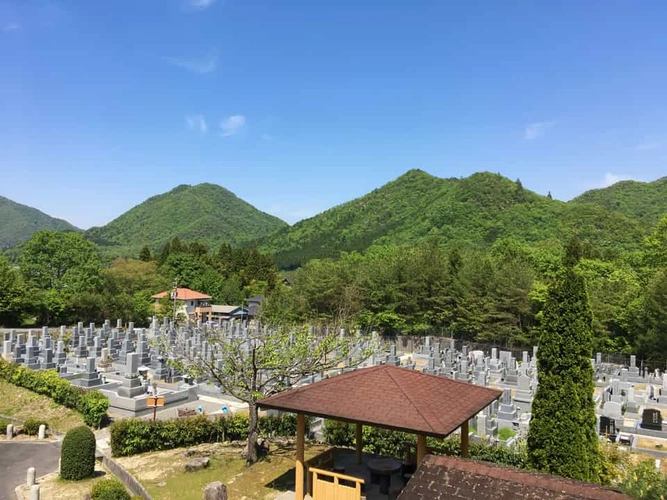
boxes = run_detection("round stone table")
[367,458,402,494]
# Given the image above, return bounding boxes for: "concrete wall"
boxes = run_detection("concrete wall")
[101,386,196,416]
[101,455,153,499]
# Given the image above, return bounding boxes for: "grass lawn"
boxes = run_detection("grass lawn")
[118,442,329,500]
[0,379,84,433]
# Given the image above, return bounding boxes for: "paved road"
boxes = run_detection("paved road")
[0,442,61,500]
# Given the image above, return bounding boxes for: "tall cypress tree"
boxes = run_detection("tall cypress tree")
[527,237,600,482]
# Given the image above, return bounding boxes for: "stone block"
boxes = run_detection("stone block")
[185,457,210,472]
[203,481,227,500]
[30,484,40,500]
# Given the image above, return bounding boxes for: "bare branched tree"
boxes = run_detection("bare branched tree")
[158,324,377,464]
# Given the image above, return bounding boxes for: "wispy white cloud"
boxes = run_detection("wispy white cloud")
[187,0,216,10]
[220,115,246,137]
[261,133,273,141]
[161,51,217,74]
[186,115,208,134]
[524,120,556,140]
[600,173,637,188]
[3,22,19,32]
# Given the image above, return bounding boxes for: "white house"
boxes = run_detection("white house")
[152,287,212,322]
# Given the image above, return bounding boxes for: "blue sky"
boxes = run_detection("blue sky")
[1,0,666,228]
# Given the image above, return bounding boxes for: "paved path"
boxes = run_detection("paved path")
[0,441,61,500]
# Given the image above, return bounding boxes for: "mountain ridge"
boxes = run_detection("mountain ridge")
[2,171,665,263]
[570,176,667,226]
[256,170,649,268]
[84,183,288,257]
[0,195,79,250]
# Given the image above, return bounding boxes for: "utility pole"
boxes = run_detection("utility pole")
[171,278,179,325]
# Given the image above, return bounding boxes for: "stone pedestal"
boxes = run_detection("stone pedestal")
[2,340,13,361]
[79,357,102,388]
[54,341,67,366]
[74,336,88,359]
[118,353,145,398]
[41,348,56,369]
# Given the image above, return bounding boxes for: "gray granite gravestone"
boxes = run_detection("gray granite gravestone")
[117,353,145,398]
[79,357,102,387]
[41,348,56,369]
[74,335,88,358]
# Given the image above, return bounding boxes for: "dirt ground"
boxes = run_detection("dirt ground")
[15,463,111,500]
[117,441,329,500]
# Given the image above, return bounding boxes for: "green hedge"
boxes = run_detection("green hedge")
[323,420,528,469]
[110,413,303,457]
[0,417,12,430]
[0,358,109,428]
[91,479,131,500]
[61,426,97,480]
[23,418,48,436]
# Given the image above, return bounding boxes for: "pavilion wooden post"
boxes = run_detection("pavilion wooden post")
[296,413,305,500]
[460,420,469,458]
[355,423,363,464]
[417,434,427,464]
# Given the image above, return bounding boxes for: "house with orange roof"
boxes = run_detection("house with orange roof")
[151,287,212,322]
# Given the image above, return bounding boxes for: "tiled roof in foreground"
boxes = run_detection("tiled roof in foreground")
[259,364,501,438]
[397,455,631,500]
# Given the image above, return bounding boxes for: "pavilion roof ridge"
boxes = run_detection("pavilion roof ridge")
[259,363,502,438]
[384,367,439,434]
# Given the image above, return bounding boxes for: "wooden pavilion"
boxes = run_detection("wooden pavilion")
[258,364,502,500]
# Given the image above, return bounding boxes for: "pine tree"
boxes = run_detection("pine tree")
[527,237,600,482]
[139,245,151,262]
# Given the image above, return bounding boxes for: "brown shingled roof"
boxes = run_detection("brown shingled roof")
[397,455,631,500]
[258,364,501,438]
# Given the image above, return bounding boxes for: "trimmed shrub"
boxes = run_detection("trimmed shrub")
[60,426,96,480]
[91,479,131,500]
[110,413,302,457]
[497,427,516,441]
[323,420,528,469]
[22,419,47,436]
[0,359,109,428]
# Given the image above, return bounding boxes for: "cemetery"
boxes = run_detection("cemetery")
[1,317,665,499]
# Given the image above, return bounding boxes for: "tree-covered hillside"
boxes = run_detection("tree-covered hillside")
[257,170,645,269]
[0,195,79,250]
[85,183,287,257]
[570,177,667,226]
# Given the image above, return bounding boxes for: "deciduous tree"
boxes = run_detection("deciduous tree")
[163,327,375,464]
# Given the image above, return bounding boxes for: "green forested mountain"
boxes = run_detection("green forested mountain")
[0,195,79,250]
[570,177,667,226]
[258,170,646,269]
[85,183,287,257]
